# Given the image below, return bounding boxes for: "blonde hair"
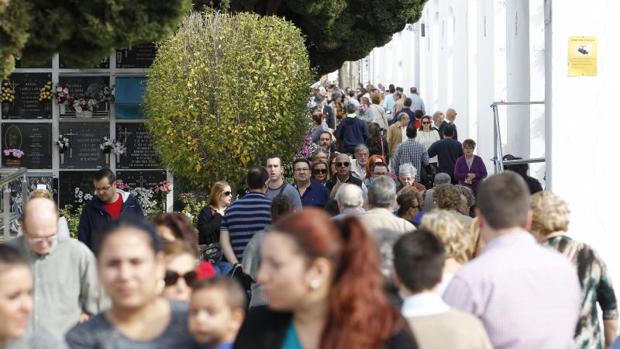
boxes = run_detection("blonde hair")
[420,210,472,264]
[530,191,570,237]
[469,217,485,258]
[208,181,230,207]
[28,189,53,200]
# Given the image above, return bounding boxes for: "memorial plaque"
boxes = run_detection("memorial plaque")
[59,171,97,207]
[59,55,110,69]
[9,175,59,212]
[116,123,160,169]
[116,170,166,191]
[1,74,53,119]
[14,57,52,69]
[58,76,110,118]
[116,43,157,68]
[59,122,109,169]
[1,123,52,169]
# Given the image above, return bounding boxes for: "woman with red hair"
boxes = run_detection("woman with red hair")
[234,209,417,349]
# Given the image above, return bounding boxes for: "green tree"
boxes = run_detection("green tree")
[0,0,192,78]
[0,0,31,78]
[144,11,312,189]
[196,0,427,75]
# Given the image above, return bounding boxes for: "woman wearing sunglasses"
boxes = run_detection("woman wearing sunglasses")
[162,240,198,303]
[416,115,441,186]
[66,219,198,348]
[197,181,233,246]
[311,160,329,185]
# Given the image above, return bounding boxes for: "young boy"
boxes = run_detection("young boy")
[393,229,493,349]
[189,278,247,349]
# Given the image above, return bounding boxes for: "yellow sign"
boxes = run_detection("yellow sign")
[568,36,597,76]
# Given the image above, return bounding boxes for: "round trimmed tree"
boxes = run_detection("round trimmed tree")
[145,11,312,188]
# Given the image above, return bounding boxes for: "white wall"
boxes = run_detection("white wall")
[548,0,620,290]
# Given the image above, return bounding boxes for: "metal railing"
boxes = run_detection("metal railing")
[490,101,545,173]
[0,167,28,242]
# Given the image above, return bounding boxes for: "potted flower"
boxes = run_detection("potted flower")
[39,81,53,112]
[54,83,70,114]
[1,81,16,115]
[3,148,25,167]
[56,135,71,164]
[99,137,114,164]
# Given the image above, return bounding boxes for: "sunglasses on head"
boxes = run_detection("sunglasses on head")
[336,162,350,168]
[164,270,197,287]
[313,169,327,174]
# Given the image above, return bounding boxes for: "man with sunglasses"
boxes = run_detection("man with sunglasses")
[7,197,103,338]
[326,153,363,192]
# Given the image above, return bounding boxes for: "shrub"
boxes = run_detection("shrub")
[145,11,312,189]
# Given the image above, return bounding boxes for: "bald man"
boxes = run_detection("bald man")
[7,198,103,338]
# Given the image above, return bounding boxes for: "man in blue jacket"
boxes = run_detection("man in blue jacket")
[78,168,144,251]
[335,103,368,154]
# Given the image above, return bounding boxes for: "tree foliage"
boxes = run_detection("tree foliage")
[144,11,312,189]
[196,0,427,75]
[0,0,192,78]
[0,0,31,78]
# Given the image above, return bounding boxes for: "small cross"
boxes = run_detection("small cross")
[118,127,132,142]
[138,175,145,188]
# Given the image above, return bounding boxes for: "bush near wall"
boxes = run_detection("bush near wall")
[145,11,312,189]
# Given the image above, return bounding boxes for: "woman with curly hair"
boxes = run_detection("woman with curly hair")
[234,209,417,349]
[434,184,473,229]
[420,210,473,295]
[530,191,618,349]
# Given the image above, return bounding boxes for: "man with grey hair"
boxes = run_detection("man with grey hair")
[398,163,426,192]
[351,144,369,179]
[8,197,103,338]
[360,175,415,276]
[422,172,452,212]
[332,184,365,221]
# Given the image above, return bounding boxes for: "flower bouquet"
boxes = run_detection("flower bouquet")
[3,148,24,167]
[97,86,114,111]
[73,97,98,117]
[56,135,71,164]
[1,81,16,115]
[100,137,114,165]
[54,84,70,114]
[39,81,53,112]
[154,180,173,212]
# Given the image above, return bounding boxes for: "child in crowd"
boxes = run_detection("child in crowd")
[189,278,247,349]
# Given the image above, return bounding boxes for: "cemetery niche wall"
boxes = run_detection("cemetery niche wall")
[0,43,167,218]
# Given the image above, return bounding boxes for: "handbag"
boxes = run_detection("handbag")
[199,243,223,264]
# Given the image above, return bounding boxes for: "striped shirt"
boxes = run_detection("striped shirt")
[392,139,429,181]
[220,192,272,261]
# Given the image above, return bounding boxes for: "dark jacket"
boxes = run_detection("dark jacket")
[77,190,144,251]
[197,206,222,245]
[323,104,336,129]
[234,306,418,349]
[335,116,368,153]
[427,138,464,184]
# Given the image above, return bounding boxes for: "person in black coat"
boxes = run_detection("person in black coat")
[234,209,418,349]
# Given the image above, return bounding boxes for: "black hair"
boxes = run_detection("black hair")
[0,244,29,272]
[94,218,162,257]
[414,110,424,120]
[406,125,417,139]
[389,84,395,93]
[393,229,445,293]
[94,168,115,184]
[293,158,311,169]
[246,165,269,190]
[271,195,295,223]
[319,131,332,139]
[404,98,412,107]
[443,124,456,138]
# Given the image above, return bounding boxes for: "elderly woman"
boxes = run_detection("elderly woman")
[396,186,424,226]
[398,163,426,192]
[434,184,473,229]
[454,139,487,193]
[310,159,329,185]
[420,210,471,295]
[162,240,198,303]
[530,192,618,349]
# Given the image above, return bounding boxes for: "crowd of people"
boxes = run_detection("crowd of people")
[0,82,616,349]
